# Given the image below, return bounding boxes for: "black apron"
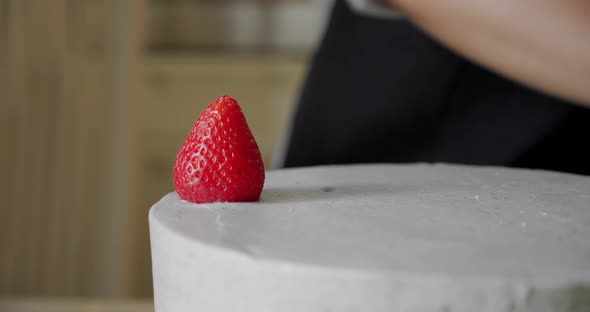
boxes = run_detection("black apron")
[283,0,590,176]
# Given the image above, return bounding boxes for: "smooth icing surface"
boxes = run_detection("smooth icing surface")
[150,164,590,312]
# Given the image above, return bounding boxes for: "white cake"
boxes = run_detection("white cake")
[149,164,590,312]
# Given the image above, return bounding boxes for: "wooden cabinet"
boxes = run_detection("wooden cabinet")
[0,0,313,298]
[0,0,143,297]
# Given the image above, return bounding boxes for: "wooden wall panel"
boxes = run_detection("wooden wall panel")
[0,0,142,297]
[147,1,330,52]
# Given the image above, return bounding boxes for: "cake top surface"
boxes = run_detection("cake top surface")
[151,164,590,285]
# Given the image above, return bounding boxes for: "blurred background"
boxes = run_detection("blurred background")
[0,0,332,305]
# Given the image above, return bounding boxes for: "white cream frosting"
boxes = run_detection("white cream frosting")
[150,164,590,312]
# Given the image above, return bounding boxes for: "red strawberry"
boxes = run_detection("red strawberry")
[173,96,265,203]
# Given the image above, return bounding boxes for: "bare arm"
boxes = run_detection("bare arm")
[390,0,590,108]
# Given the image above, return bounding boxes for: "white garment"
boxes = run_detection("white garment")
[346,0,403,18]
